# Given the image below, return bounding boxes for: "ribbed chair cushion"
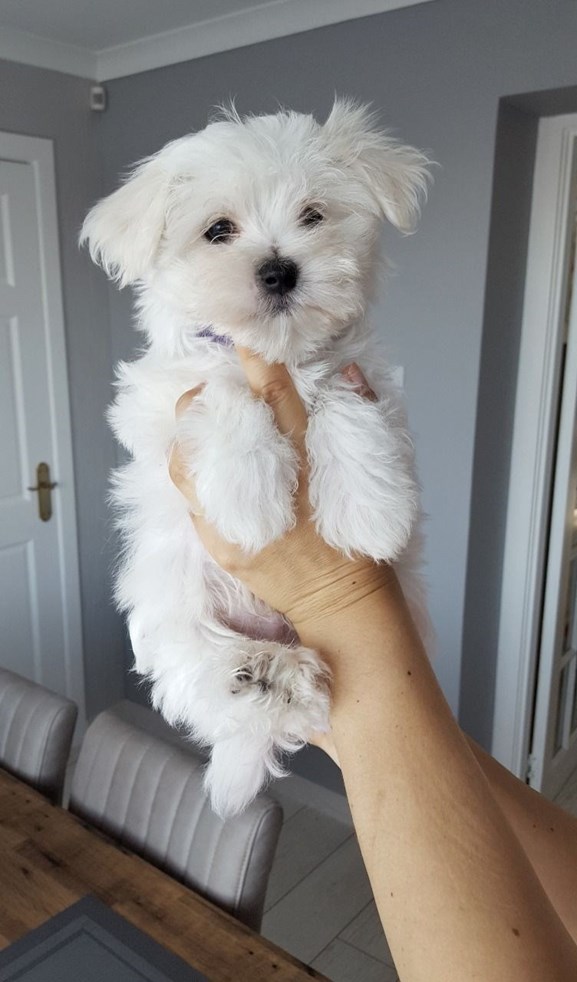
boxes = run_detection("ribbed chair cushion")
[69,706,283,930]
[0,667,78,804]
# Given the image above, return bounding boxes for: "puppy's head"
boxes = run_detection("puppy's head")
[82,100,431,361]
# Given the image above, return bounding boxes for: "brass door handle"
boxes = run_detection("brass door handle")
[28,462,57,522]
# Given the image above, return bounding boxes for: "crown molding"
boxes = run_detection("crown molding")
[97,0,435,81]
[0,0,436,83]
[0,24,96,79]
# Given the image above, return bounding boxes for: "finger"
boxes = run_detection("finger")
[341,363,378,402]
[236,346,307,447]
[175,383,205,420]
[168,441,203,515]
[171,384,205,515]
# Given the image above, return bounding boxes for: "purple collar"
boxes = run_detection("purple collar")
[196,326,233,347]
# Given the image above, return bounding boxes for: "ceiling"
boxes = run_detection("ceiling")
[0,0,436,81]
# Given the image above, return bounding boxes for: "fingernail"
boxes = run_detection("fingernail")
[341,363,378,402]
[342,363,366,387]
[175,384,205,419]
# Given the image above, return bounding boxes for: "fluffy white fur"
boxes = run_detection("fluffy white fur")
[82,100,431,817]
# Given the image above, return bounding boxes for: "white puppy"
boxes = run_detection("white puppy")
[82,100,431,817]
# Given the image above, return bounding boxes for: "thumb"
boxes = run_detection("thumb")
[175,383,205,420]
[236,346,307,450]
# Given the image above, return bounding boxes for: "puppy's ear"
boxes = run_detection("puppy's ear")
[323,99,431,232]
[80,155,169,286]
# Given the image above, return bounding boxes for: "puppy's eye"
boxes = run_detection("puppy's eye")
[204,218,237,243]
[300,207,324,228]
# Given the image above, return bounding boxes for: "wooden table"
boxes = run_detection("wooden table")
[0,769,326,981]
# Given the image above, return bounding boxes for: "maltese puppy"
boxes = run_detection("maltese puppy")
[82,100,431,816]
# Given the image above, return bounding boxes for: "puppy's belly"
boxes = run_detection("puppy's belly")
[223,606,297,646]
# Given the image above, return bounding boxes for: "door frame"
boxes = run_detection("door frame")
[491,113,577,779]
[0,130,85,724]
[531,242,577,796]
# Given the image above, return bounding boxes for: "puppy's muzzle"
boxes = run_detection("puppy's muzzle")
[257,258,299,297]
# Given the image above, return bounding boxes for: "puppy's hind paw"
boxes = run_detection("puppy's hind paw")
[205,734,275,817]
[229,642,331,734]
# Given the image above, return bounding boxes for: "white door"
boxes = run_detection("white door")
[530,222,577,797]
[0,132,85,723]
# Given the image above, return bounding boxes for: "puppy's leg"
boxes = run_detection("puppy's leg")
[149,625,331,817]
[307,380,419,561]
[177,380,298,552]
[205,641,331,817]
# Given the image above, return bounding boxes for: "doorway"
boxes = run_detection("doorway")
[529,205,577,797]
[492,113,577,794]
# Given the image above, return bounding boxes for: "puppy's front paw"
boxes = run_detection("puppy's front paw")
[307,386,419,562]
[178,382,298,552]
[315,479,418,561]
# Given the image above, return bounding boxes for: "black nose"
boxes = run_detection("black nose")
[257,258,299,296]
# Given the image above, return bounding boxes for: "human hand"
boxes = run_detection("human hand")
[168,349,391,635]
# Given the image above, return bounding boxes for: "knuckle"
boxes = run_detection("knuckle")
[260,377,290,408]
[214,543,244,574]
[175,384,204,419]
[175,391,192,418]
[168,446,182,486]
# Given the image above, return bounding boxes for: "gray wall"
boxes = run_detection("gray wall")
[96,0,577,784]
[0,60,126,720]
[5,0,577,793]
[460,100,540,749]
[461,83,577,748]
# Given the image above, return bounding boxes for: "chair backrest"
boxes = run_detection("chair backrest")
[69,705,283,931]
[0,667,78,803]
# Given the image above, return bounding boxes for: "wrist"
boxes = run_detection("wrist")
[290,561,400,650]
[285,560,396,644]
[295,566,428,713]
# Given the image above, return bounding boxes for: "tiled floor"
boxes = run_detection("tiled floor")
[263,769,577,982]
[555,765,577,817]
[264,780,399,982]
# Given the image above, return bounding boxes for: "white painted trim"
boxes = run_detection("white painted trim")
[97,0,436,81]
[0,24,96,79]
[0,0,436,82]
[530,226,577,797]
[0,131,86,729]
[492,114,577,776]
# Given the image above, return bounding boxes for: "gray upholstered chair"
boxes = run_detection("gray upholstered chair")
[69,703,283,931]
[0,667,78,804]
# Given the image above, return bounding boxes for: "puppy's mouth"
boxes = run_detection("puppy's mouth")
[263,293,297,316]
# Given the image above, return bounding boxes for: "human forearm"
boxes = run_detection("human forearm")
[467,738,577,946]
[295,575,577,982]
